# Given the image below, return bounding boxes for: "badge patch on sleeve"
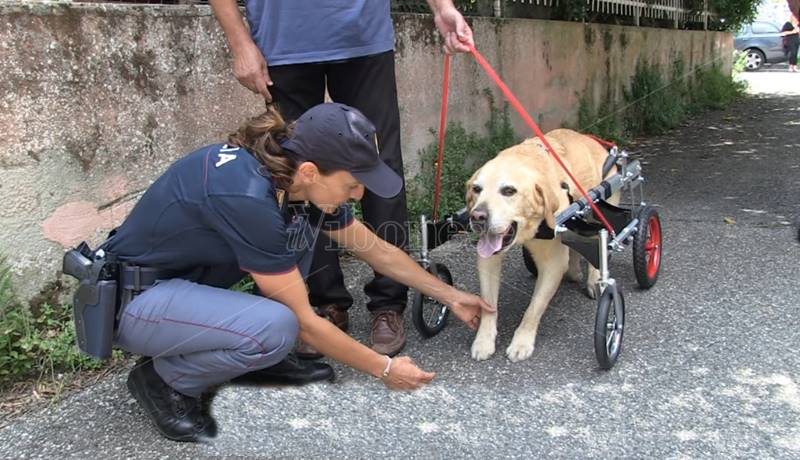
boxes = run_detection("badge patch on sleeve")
[216,144,240,167]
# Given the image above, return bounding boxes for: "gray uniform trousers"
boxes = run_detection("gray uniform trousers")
[114,278,299,397]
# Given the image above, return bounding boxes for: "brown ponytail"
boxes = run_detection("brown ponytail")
[227,104,297,189]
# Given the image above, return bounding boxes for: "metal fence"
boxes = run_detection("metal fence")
[506,0,715,28]
[77,0,718,29]
[394,0,718,29]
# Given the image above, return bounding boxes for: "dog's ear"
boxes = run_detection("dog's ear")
[465,168,481,210]
[534,183,559,230]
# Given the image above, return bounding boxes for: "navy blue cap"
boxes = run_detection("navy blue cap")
[281,103,403,199]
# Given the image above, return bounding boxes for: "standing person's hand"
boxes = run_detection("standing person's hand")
[233,42,273,101]
[448,290,495,330]
[381,356,436,390]
[433,6,475,53]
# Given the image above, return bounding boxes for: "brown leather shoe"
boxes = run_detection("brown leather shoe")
[318,304,349,332]
[296,304,349,360]
[370,310,406,357]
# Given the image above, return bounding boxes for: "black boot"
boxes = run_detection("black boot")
[232,352,335,385]
[126,358,217,442]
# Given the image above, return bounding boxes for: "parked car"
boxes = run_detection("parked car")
[734,21,787,71]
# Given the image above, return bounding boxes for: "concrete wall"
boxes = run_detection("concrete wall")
[395,15,734,175]
[0,2,732,302]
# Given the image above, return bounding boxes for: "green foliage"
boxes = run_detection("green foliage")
[707,0,760,31]
[0,257,112,386]
[577,57,745,141]
[0,301,109,386]
[556,0,760,31]
[688,64,748,111]
[576,94,627,145]
[0,258,14,317]
[406,91,518,222]
[732,50,748,74]
[231,275,256,294]
[624,59,689,135]
[556,0,592,23]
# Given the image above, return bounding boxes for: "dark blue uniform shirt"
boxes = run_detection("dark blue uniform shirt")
[102,144,353,284]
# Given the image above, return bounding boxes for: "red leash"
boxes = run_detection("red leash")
[430,45,617,236]
[432,53,451,222]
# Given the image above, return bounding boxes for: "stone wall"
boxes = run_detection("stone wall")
[0,2,732,301]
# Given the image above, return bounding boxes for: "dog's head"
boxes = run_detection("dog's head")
[466,149,559,258]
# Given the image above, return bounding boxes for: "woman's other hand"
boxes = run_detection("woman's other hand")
[449,290,496,330]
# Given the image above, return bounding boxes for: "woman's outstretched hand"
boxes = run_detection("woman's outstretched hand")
[381,356,436,390]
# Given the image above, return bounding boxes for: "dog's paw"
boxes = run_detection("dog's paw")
[585,282,600,300]
[471,336,496,361]
[505,338,535,362]
[585,268,601,299]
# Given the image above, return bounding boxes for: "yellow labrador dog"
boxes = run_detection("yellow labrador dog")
[466,128,617,362]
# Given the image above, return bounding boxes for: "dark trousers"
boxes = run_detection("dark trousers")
[787,42,800,66]
[269,51,409,313]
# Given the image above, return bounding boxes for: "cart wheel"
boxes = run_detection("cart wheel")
[594,286,625,370]
[522,247,538,277]
[412,263,453,338]
[633,206,662,289]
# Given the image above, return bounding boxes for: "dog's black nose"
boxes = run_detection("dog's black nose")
[469,208,489,233]
[470,209,488,222]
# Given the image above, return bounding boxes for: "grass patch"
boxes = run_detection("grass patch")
[576,57,746,142]
[688,64,748,112]
[624,59,688,135]
[732,50,748,74]
[576,93,627,145]
[0,257,121,391]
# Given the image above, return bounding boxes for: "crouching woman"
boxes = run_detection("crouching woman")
[94,103,492,442]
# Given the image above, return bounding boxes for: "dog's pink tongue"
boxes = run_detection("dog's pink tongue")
[477,233,503,258]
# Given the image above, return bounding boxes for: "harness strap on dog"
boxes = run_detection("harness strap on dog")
[585,133,617,150]
[585,134,619,179]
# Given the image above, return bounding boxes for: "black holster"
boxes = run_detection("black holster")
[63,242,119,360]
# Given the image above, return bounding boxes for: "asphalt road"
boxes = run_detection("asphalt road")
[1,73,799,459]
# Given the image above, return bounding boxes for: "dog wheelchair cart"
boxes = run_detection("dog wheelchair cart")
[526,146,662,369]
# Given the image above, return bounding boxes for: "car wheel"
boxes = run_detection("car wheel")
[745,48,765,71]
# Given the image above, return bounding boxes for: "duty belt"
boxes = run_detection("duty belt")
[118,263,169,313]
[120,263,163,292]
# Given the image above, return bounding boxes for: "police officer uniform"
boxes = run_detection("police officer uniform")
[104,141,352,399]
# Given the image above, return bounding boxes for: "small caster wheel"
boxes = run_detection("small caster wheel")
[594,285,625,370]
[412,263,453,338]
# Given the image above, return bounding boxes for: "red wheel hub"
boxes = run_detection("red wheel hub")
[644,215,662,279]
